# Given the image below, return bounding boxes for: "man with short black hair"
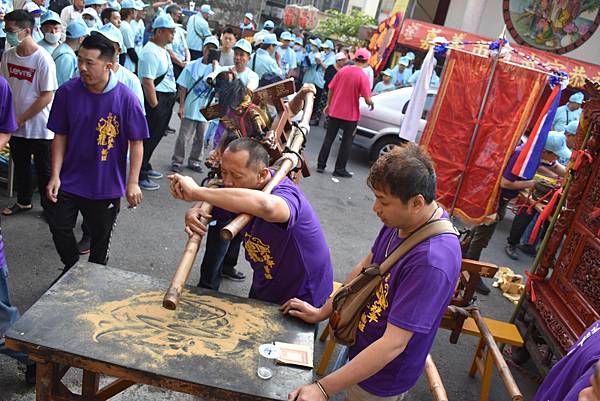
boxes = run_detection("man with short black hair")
[219,27,236,66]
[38,10,62,55]
[186,3,213,60]
[169,137,334,306]
[1,9,57,216]
[165,4,189,79]
[249,33,283,80]
[100,7,120,28]
[45,33,148,277]
[282,143,461,401]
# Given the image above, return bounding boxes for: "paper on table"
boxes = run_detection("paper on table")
[275,341,313,368]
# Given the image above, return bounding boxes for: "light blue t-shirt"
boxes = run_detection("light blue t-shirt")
[166,25,187,61]
[552,104,582,132]
[176,59,213,122]
[391,66,410,87]
[120,20,137,72]
[132,19,145,55]
[115,65,144,112]
[408,69,440,89]
[53,43,77,86]
[0,0,14,39]
[322,50,335,68]
[250,48,282,79]
[302,53,325,89]
[276,46,296,76]
[236,67,259,90]
[37,39,58,55]
[186,13,211,51]
[138,41,176,93]
[372,81,395,96]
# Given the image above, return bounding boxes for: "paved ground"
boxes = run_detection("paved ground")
[0,115,542,400]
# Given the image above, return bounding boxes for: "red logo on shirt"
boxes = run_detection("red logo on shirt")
[7,63,36,82]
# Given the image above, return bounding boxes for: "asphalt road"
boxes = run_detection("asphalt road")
[0,116,541,401]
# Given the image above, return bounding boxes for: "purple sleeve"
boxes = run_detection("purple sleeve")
[272,180,301,228]
[387,264,454,334]
[211,206,235,222]
[562,365,597,401]
[123,90,149,141]
[0,80,18,133]
[46,85,69,135]
[502,147,521,182]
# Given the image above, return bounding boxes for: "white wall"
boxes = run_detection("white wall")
[444,0,600,66]
[345,0,380,18]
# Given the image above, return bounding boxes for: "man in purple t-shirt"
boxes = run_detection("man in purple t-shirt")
[533,320,600,401]
[282,143,461,401]
[45,34,149,277]
[169,138,333,307]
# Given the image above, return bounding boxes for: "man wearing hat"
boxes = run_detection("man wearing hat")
[276,31,296,77]
[170,35,218,174]
[463,131,569,292]
[1,10,57,217]
[324,51,346,90]
[250,33,283,80]
[60,0,84,26]
[81,7,99,29]
[303,38,326,125]
[132,0,147,56]
[137,13,177,190]
[405,51,415,74]
[373,69,395,95]
[54,19,88,85]
[564,120,579,150]
[21,2,43,41]
[317,48,373,178]
[37,10,62,55]
[166,4,190,79]
[186,3,212,60]
[392,56,410,87]
[239,12,254,33]
[253,19,273,45]
[553,92,583,132]
[83,0,106,22]
[231,38,259,90]
[119,0,138,72]
[321,39,335,67]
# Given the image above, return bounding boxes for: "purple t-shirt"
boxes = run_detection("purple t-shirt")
[0,77,18,270]
[533,320,600,401]
[47,78,149,200]
[348,215,461,397]
[214,176,333,306]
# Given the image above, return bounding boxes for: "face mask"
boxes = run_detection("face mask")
[6,31,22,47]
[44,32,61,44]
[84,19,96,27]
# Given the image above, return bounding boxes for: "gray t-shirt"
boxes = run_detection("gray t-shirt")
[219,50,235,67]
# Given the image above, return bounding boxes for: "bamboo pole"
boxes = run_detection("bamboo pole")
[424,354,449,401]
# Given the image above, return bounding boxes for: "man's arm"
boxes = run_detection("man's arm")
[178,86,188,119]
[0,133,11,151]
[47,134,67,203]
[142,78,158,108]
[500,177,535,191]
[168,48,184,67]
[549,162,567,177]
[126,140,143,207]
[311,324,413,398]
[16,91,53,127]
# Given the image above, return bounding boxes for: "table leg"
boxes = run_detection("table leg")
[468,338,484,377]
[35,361,57,401]
[316,338,336,375]
[82,370,100,399]
[479,349,494,401]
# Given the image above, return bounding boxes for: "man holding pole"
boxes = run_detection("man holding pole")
[169,138,333,307]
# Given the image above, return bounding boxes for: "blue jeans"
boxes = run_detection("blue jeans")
[197,220,242,290]
[0,267,28,363]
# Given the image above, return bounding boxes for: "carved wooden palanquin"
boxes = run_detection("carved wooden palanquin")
[516,80,600,376]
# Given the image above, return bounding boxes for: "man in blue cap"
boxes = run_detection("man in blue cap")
[250,33,283,80]
[405,51,415,75]
[84,0,105,27]
[564,119,579,150]
[132,0,147,56]
[119,0,139,72]
[38,10,62,55]
[373,68,395,95]
[54,19,88,86]
[303,38,326,125]
[253,19,273,45]
[165,4,190,79]
[232,38,259,90]
[392,56,410,87]
[239,12,254,33]
[137,13,177,190]
[553,92,583,132]
[321,39,335,67]
[186,3,212,60]
[170,35,218,174]
[276,31,296,77]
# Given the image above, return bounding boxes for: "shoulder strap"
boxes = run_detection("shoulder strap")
[252,52,257,71]
[379,217,458,276]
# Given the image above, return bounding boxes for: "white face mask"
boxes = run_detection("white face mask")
[84,19,96,27]
[44,31,61,44]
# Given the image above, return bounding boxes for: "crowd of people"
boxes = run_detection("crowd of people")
[0,1,598,400]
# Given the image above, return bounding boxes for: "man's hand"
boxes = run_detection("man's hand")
[288,383,327,401]
[322,105,329,116]
[16,114,25,128]
[178,104,185,120]
[299,83,317,96]
[366,99,374,111]
[280,298,326,324]
[168,174,201,202]
[46,176,61,203]
[184,205,211,237]
[126,182,143,207]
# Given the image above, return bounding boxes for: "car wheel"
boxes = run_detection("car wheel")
[370,136,405,161]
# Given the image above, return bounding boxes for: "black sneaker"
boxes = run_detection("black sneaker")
[475,278,491,295]
[316,167,325,173]
[517,244,537,257]
[165,126,176,135]
[188,163,204,173]
[171,163,183,173]
[505,244,519,260]
[77,234,91,255]
[333,170,353,178]
[221,268,246,282]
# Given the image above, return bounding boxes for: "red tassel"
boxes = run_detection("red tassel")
[525,271,545,303]
[527,188,562,245]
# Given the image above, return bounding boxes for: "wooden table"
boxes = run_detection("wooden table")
[6,262,315,401]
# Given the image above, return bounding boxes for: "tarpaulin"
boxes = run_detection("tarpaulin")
[421,49,547,224]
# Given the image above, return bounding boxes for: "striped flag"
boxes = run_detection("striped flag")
[511,84,562,179]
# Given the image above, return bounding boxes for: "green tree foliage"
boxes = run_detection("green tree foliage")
[315,9,376,46]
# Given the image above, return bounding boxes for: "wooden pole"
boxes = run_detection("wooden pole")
[424,354,448,401]
[162,201,213,310]
[220,92,314,241]
[470,309,523,401]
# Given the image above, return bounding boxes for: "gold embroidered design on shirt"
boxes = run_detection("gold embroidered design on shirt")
[96,113,120,161]
[244,233,275,280]
[358,273,390,333]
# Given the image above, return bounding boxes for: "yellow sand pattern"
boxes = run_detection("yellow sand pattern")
[79,291,283,364]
